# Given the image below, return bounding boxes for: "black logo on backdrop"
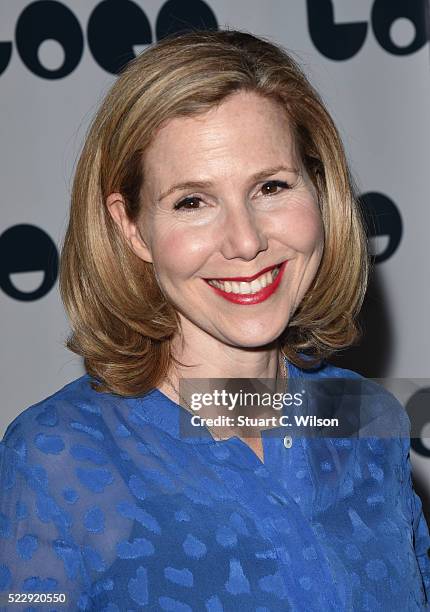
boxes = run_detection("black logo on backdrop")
[307,0,428,60]
[360,192,403,264]
[0,0,218,77]
[15,1,84,79]
[407,389,430,458]
[2,0,427,77]
[0,225,58,301]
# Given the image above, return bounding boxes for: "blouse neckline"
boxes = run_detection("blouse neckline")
[126,356,302,447]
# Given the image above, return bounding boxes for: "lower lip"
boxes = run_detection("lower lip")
[205,261,288,305]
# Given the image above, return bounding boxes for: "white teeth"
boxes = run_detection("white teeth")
[258,272,269,289]
[250,279,260,292]
[207,265,281,294]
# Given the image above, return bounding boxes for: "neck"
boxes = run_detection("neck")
[160,320,286,460]
[169,326,281,381]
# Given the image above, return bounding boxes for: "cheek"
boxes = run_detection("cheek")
[150,223,212,278]
[275,202,324,255]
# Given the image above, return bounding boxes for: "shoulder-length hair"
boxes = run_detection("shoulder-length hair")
[60,29,369,396]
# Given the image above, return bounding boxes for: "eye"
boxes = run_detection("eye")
[172,179,291,212]
[260,180,291,196]
[173,196,204,212]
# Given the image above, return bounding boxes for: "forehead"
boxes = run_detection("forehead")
[141,91,298,182]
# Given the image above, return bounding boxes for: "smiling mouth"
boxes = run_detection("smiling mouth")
[204,262,283,295]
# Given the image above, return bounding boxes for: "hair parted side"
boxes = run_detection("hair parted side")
[59,29,369,397]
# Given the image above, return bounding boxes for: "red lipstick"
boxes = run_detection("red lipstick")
[204,260,287,305]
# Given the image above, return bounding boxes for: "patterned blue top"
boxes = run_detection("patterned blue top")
[1,360,430,611]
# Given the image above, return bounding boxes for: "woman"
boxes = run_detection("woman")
[1,30,429,611]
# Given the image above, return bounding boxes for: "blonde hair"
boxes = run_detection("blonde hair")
[60,29,369,396]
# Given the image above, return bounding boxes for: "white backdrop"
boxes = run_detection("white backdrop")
[1,0,430,504]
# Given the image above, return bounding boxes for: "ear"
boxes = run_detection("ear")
[106,193,153,263]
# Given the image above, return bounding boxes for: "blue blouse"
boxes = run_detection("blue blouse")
[1,360,430,611]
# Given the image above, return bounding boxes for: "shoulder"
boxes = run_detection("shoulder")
[288,358,362,380]
[0,374,135,515]
[290,359,410,440]
[1,374,114,459]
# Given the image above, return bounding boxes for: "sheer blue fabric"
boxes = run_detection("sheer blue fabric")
[1,360,430,611]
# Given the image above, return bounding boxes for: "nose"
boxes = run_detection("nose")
[220,201,268,261]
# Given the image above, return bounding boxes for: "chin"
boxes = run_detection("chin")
[222,322,289,350]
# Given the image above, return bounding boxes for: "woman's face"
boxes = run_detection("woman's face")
[122,91,324,349]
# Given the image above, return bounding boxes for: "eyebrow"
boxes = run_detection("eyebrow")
[156,165,299,202]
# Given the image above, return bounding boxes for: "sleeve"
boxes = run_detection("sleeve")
[403,436,430,605]
[0,441,90,611]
